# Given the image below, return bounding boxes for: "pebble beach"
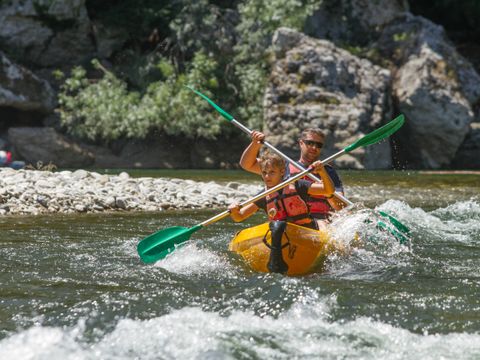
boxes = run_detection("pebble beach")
[0,168,262,216]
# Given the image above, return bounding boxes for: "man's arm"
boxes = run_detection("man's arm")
[239,131,264,175]
[323,166,347,210]
[307,161,335,196]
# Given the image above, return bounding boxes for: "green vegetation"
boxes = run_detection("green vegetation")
[58,55,222,142]
[56,0,480,146]
[57,0,321,144]
[392,32,410,42]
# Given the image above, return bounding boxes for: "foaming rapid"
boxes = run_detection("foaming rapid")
[1,299,479,360]
[1,193,479,360]
[324,202,413,279]
[157,242,237,277]
[378,199,480,245]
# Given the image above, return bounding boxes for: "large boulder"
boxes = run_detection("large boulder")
[0,51,55,112]
[377,14,480,168]
[0,0,94,67]
[8,127,94,167]
[264,28,393,169]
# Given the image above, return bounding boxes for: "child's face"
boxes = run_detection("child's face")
[261,163,285,188]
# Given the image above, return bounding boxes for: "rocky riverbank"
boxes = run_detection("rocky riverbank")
[0,168,262,216]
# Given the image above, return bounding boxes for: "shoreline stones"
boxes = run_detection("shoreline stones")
[0,168,262,216]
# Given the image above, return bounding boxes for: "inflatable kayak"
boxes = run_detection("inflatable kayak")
[229,221,343,276]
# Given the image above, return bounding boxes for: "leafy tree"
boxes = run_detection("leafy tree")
[57,0,323,144]
[58,53,222,142]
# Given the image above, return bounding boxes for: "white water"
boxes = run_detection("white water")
[1,199,479,360]
[1,301,479,360]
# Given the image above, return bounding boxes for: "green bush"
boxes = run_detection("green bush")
[58,54,222,142]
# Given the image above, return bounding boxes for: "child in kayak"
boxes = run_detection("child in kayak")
[229,150,334,230]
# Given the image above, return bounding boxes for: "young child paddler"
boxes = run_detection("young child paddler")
[229,150,335,228]
[229,151,335,273]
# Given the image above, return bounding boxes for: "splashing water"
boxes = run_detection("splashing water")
[0,171,479,359]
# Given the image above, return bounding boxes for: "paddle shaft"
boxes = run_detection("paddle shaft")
[231,119,353,206]
[199,167,311,227]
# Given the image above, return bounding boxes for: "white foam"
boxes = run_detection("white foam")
[156,242,236,277]
[1,303,479,360]
[378,199,480,245]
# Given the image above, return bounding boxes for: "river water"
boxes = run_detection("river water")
[0,170,479,359]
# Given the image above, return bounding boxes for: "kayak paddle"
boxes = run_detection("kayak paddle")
[137,115,405,263]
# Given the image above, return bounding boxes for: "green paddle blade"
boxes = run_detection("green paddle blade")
[378,211,410,235]
[345,114,405,153]
[137,225,203,263]
[376,221,410,245]
[185,86,234,121]
[374,211,410,245]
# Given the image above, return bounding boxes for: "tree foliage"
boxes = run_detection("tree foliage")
[58,54,222,142]
[57,0,321,143]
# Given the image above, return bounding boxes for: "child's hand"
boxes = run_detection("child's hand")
[251,130,265,144]
[228,202,241,215]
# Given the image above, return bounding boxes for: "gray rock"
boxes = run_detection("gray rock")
[72,169,89,179]
[305,0,408,45]
[118,172,130,180]
[451,123,480,169]
[0,52,55,112]
[266,28,393,169]
[105,196,116,208]
[377,14,480,168]
[0,0,94,67]
[8,127,94,167]
[115,198,128,209]
[0,168,262,216]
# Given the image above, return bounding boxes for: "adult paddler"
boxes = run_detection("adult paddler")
[239,128,346,219]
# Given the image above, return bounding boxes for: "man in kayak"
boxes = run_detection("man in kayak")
[239,128,346,213]
[229,150,334,230]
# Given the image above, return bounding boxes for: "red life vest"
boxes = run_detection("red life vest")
[265,183,315,228]
[287,163,331,218]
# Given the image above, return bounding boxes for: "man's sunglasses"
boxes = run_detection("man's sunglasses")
[301,139,323,149]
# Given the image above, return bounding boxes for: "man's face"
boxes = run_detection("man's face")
[299,133,324,163]
[261,164,285,188]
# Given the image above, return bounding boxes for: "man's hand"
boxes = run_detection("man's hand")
[311,160,326,173]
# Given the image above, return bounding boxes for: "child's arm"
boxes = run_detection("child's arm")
[307,161,335,196]
[228,202,259,222]
[239,131,265,175]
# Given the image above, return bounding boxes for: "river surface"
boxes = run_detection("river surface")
[0,170,479,359]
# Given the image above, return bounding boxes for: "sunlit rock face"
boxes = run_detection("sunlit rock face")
[377,14,480,169]
[264,27,393,169]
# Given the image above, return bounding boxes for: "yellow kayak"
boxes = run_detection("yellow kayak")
[229,222,341,276]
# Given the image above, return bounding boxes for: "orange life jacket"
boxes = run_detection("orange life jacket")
[265,183,316,228]
[287,163,331,218]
